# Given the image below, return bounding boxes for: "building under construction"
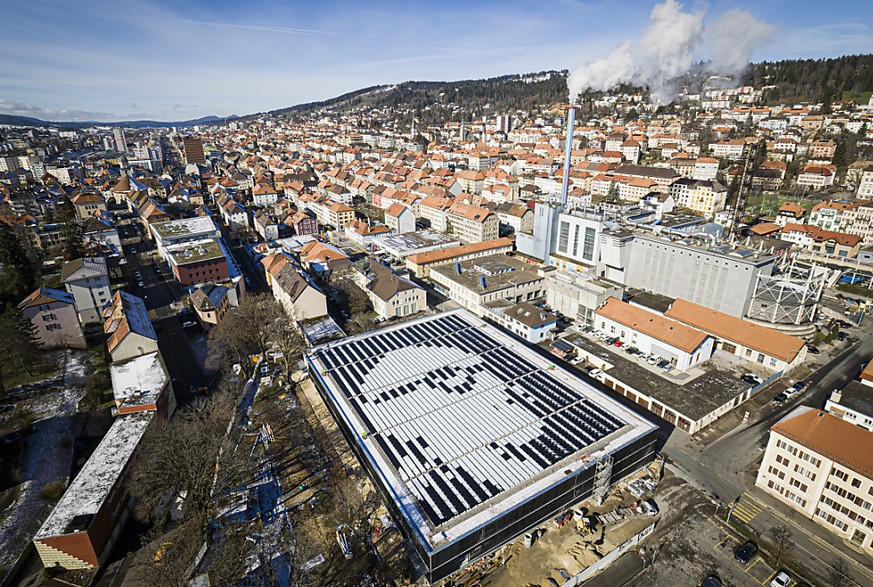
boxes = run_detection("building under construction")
[305,309,658,583]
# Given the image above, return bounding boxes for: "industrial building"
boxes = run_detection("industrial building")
[306,310,658,583]
[625,235,777,318]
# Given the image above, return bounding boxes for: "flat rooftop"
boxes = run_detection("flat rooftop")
[166,238,225,265]
[835,380,873,417]
[563,333,757,422]
[372,230,460,255]
[151,216,217,239]
[306,310,656,551]
[110,352,168,409]
[35,412,153,539]
[430,254,542,294]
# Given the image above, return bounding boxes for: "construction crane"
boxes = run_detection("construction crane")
[729,139,763,238]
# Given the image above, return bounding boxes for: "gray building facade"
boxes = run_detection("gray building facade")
[625,236,775,318]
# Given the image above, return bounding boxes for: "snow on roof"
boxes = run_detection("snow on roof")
[151,216,218,240]
[110,352,168,408]
[35,412,153,539]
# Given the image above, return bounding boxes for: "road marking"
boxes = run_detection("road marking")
[745,557,763,573]
[713,535,733,550]
[762,570,777,586]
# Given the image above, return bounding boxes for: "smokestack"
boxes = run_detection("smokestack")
[560,106,576,207]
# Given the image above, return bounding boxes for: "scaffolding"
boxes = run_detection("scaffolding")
[593,454,613,506]
[747,258,825,325]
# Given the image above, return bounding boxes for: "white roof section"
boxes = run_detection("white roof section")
[371,230,460,258]
[306,309,656,552]
[151,216,220,243]
[35,412,153,539]
[110,352,168,409]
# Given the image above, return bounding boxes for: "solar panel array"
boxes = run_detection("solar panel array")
[313,312,627,528]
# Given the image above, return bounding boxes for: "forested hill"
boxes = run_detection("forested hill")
[272,71,569,122]
[742,54,873,105]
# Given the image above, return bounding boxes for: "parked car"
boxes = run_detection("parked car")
[808,345,820,355]
[836,293,846,301]
[605,337,618,345]
[181,319,197,328]
[656,359,671,370]
[734,540,758,565]
[589,369,604,381]
[772,392,788,405]
[699,575,722,587]
[837,319,852,328]
[646,355,660,365]
[770,570,791,587]
[837,331,849,341]
[742,374,763,385]
[624,346,639,355]
[612,340,623,347]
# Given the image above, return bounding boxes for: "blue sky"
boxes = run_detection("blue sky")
[1,0,871,121]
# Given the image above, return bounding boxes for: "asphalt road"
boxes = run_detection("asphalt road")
[664,331,873,504]
[125,234,204,407]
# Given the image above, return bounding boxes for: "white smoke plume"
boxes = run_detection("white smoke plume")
[567,0,774,104]
[709,9,776,74]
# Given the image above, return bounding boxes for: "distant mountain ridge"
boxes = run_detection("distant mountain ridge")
[0,113,235,129]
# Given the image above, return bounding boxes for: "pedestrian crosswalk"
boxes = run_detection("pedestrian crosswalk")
[729,493,765,524]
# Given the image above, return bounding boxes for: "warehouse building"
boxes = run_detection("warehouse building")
[306,310,658,582]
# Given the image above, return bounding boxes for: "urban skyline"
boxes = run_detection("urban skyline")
[1,0,872,121]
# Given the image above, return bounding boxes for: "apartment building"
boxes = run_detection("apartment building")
[443,203,499,244]
[756,407,873,555]
[668,179,728,219]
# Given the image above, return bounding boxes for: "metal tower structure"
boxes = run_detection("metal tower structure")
[593,453,613,505]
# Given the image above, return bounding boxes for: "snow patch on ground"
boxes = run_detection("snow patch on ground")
[0,350,86,575]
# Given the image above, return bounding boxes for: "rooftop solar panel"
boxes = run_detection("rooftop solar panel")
[307,309,655,552]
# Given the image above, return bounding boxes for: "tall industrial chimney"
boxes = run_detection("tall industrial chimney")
[560,106,576,207]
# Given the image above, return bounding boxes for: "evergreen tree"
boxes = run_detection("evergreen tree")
[0,307,40,396]
[62,220,85,260]
[0,223,35,308]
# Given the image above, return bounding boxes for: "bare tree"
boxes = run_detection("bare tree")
[128,387,240,533]
[209,294,303,376]
[829,557,853,587]
[769,524,792,566]
[331,268,370,317]
[133,522,204,587]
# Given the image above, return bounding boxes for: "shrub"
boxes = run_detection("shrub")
[41,480,66,500]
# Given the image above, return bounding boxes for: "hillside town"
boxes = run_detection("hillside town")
[2,75,873,587]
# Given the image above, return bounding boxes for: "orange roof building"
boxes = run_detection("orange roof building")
[756,407,873,552]
[594,298,712,371]
[665,298,806,370]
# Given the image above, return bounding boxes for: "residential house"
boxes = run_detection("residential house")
[18,287,86,349]
[353,259,426,319]
[262,253,328,320]
[61,257,112,324]
[384,203,415,234]
[189,283,231,329]
[103,291,159,363]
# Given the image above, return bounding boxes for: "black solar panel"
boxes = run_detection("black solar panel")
[312,312,631,530]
